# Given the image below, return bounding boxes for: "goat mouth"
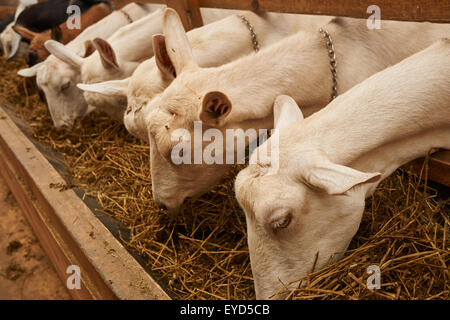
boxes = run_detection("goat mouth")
[167,207,181,220]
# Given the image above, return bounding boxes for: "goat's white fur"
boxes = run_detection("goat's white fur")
[145,16,450,214]
[235,39,450,299]
[16,2,158,129]
[77,10,332,139]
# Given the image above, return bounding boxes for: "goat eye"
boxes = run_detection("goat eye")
[61,82,70,91]
[272,215,291,230]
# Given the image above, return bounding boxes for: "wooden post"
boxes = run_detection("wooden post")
[166,0,204,30]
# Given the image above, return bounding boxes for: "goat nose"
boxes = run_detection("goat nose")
[155,199,167,211]
[55,123,70,131]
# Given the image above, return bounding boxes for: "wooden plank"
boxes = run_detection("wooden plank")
[203,0,450,23]
[144,0,450,23]
[0,106,170,300]
[0,5,15,20]
[187,0,204,28]
[0,143,94,299]
[111,0,145,10]
[166,0,203,30]
[0,0,18,7]
[407,151,450,187]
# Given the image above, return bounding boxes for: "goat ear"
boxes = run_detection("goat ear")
[12,25,38,41]
[200,91,232,126]
[92,37,119,70]
[273,95,304,129]
[50,26,62,42]
[17,62,43,77]
[301,158,382,195]
[7,31,21,60]
[163,8,197,75]
[82,40,96,58]
[45,40,83,69]
[77,78,129,97]
[14,3,27,19]
[152,34,176,79]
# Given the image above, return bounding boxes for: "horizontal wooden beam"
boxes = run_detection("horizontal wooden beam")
[145,0,450,23]
[0,5,15,20]
[0,0,18,7]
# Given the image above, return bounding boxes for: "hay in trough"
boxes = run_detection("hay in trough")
[0,57,448,300]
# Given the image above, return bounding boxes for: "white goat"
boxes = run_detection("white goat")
[16,2,158,129]
[235,39,450,299]
[44,9,165,122]
[77,9,331,140]
[143,13,450,215]
[61,8,263,123]
[20,7,251,129]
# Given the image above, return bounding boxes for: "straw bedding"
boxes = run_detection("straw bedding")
[0,57,448,300]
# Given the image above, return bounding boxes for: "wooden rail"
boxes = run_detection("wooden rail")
[0,5,15,20]
[3,1,449,30]
[0,0,18,7]
[138,0,450,30]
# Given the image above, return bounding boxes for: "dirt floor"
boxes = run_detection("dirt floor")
[0,174,71,300]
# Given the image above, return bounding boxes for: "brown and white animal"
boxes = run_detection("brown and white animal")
[13,3,113,64]
[14,0,103,33]
[16,2,159,129]
[3,0,103,60]
[144,13,450,215]
[235,39,450,299]
[77,9,331,140]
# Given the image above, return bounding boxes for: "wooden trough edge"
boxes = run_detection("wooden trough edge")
[407,151,450,187]
[0,106,170,300]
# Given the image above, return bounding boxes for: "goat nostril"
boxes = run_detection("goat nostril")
[155,200,167,211]
[55,124,70,131]
[37,89,46,103]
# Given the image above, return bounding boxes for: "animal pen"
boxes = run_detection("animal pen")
[0,0,448,300]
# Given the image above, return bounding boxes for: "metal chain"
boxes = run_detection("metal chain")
[238,15,260,52]
[319,28,338,101]
[120,8,133,24]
